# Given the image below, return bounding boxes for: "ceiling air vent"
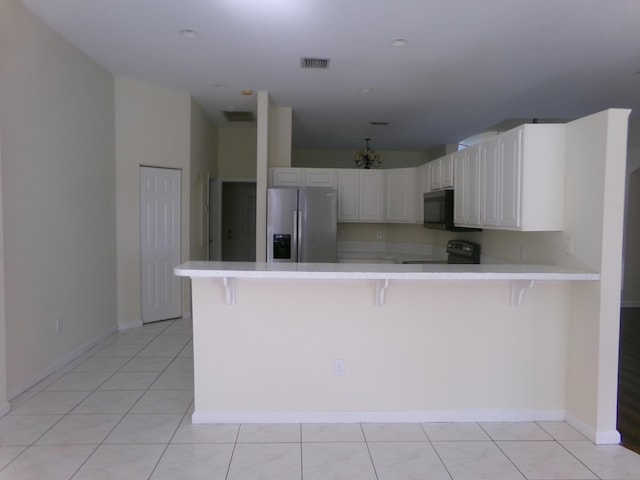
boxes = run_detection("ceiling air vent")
[222,111,255,122]
[300,57,330,69]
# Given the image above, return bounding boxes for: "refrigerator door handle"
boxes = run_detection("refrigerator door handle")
[292,209,299,262]
[296,209,303,261]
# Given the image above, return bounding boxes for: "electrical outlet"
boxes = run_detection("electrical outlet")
[376,231,384,240]
[565,236,574,255]
[519,245,527,261]
[333,358,345,376]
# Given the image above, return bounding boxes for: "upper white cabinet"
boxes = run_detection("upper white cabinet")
[497,124,565,231]
[269,167,302,187]
[385,168,416,223]
[269,168,337,188]
[336,170,359,221]
[453,146,481,226]
[358,171,384,222]
[337,170,384,223]
[454,124,565,231]
[414,163,431,223]
[430,155,454,190]
[303,168,337,188]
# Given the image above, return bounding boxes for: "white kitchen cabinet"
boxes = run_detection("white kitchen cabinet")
[429,154,454,190]
[358,170,384,222]
[453,146,481,227]
[337,170,360,222]
[302,168,337,188]
[337,170,384,223]
[385,168,416,223]
[480,137,500,226]
[269,168,302,187]
[495,124,565,231]
[269,168,337,188]
[414,163,431,223]
[469,124,565,231]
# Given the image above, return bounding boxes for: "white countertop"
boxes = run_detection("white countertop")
[175,261,599,282]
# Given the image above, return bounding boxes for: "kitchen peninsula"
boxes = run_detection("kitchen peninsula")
[177,261,598,425]
[177,108,629,445]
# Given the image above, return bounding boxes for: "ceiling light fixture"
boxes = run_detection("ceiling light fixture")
[360,88,373,94]
[179,29,198,38]
[354,138,381,169]
[389,38,408,47]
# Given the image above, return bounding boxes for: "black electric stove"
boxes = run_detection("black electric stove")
[402,240,481,265]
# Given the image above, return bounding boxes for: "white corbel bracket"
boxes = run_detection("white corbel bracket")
[510,279,535,307]
[376,279,390,306]
[223,277,236,305]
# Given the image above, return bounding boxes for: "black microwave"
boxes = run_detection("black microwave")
[423,190,480,232]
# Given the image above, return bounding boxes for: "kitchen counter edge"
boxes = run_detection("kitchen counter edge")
[175,261,599,282]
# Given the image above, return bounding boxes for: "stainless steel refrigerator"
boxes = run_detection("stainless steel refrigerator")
[267,188,338,263]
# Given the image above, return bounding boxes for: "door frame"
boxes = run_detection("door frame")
[212,179,257,261]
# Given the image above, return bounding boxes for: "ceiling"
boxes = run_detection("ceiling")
[19,0,640,151]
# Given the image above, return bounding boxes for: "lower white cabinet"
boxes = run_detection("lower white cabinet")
[385,168,415,223]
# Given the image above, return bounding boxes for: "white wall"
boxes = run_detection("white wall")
[190,99,218,264]
[218,128,257,179]
[292,148,429,169]
[0,0,117,397]
[0,134,7,414]
[116,77,217,326]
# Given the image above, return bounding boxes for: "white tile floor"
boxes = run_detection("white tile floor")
[1,318,640,479]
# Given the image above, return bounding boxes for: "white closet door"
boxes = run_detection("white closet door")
[140,166,181,323]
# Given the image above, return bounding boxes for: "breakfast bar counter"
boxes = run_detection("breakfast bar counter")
[175,260,605,437]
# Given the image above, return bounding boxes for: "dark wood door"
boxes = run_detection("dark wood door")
[618,307,640,453]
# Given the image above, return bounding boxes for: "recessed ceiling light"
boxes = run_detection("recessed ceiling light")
[389,38,408,47]
[225,105,236,111]
[179,29,198,39]
[360,88,373,94]
[213,84,229,88]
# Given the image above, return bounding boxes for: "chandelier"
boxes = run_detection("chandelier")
[354,138,381,169]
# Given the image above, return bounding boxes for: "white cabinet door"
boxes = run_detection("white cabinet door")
[385,168,415,223]
[270,168,302,187]
[466,145,482,226]
[430,158,442,190]
[414,163,431,223]
[337,170,359,222]
[441,154,454,189]
[499,128,523,228]
[429,155,454,191]
[303,169,337,188]
[453,150,467,224]
[480,138,500,226]
[358,171,384,222]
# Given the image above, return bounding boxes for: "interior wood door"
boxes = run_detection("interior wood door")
[140,166,181,323]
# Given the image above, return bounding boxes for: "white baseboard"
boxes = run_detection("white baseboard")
[621,300,640,308]
[118,320,143,331]
[565,412,621,445]
[7,326,118,401]
[0,401,10,418]
[192,409,566,425]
